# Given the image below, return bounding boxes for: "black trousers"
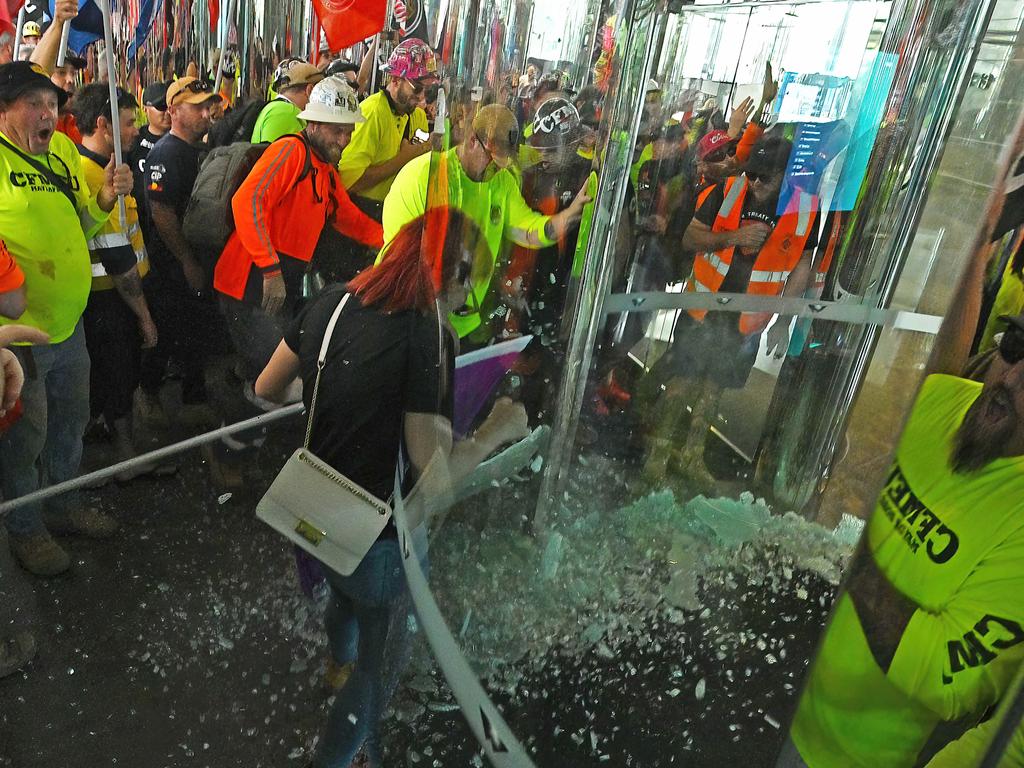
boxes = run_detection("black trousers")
[138,273,222,404]
[82,288,140,423]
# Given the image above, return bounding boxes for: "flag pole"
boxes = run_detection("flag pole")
[99,0,127,230]
[213,0,237,98]
[13,6,26,60]
[55,18,72,66]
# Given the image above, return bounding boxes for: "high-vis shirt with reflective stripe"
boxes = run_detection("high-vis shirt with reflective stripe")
[80,147,149,291]
[0,131,110,343]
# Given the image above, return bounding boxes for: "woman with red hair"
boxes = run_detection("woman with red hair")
[255,207,528,768]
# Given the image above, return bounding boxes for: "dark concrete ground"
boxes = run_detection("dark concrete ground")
[0,368,842,768]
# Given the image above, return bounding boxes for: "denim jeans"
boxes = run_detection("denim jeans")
[314,538,410,768]
[0,321,90,536]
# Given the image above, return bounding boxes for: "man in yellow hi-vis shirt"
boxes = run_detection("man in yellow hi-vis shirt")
[382,104,589,341]
[0,62,132,577]
[783,237,1024,766]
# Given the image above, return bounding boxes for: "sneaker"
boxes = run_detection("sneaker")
[325,659,354,691]
[0,631,38,679]
[10,532,70,576]
[45,508,119,539]
[201,444,246,492]
[135,390,171,430]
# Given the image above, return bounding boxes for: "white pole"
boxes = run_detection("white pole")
[98,0,127,230]
[13,6,26,60]
[213,0,237,98]
[55,20,72,66]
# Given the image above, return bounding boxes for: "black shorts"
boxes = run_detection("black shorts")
[661,311,759,389]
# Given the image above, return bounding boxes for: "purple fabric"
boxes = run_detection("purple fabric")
[294,546,326,597]
[452,336,532,438]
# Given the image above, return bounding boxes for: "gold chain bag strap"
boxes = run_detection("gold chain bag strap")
[255,293,393,576]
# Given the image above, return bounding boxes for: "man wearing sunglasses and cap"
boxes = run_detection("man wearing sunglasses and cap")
[128,81,170,241]
[138,76,221,427]
[640,136,819,489]
[383,103,590,343]
[784,242,1024,766]
[0,61,133,575]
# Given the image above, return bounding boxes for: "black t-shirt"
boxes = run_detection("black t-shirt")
[129,126,164,227]
[283,286,454,501]
[144,132,201,274]
[695,183,819,295]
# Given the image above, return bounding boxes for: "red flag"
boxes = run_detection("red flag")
[208,0,219,35]
[0,0,25,35]
[312,0,385,52]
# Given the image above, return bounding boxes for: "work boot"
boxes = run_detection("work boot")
[0,631,38,679]
[325,659,354,691]
[110,417,177,483]
[201,443,246,492]
[135,389,171,430]
[10,532,71,576]
[45,508,119,539]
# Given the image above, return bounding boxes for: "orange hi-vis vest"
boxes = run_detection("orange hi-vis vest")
[686,175,818,335]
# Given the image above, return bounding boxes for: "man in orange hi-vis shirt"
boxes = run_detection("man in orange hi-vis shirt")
[210,75,383,488]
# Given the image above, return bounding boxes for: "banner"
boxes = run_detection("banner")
[47,0,102,54]
[312,0,385,51]
[126,0,159,60]
[0,0,25,35]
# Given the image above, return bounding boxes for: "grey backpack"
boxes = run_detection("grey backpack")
[182,134,313,267]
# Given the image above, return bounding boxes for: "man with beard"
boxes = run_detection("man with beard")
[209,76,383,488]
[641,137,817,488]
[338,38,436,216]
[784,298,1024,766]
[138,77,221,426]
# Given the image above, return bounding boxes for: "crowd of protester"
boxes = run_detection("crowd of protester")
[0,3,1023,765]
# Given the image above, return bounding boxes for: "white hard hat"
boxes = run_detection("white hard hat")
[297,75,364,125]
[646,78,662,93]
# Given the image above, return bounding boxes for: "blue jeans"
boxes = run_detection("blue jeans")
[0,322,90,536]
[314,538,410,768]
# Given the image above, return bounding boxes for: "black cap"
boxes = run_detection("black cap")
[0,61,68,108]
[142,81,169,109]
[60,52,87,70]
[745,136,793,176]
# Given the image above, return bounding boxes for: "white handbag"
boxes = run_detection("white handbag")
[256,293,393,576]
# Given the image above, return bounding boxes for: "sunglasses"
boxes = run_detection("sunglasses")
[704,145,736,164]
[746,171,776,184]
[999,327,1024,365]
[170,79,213,104]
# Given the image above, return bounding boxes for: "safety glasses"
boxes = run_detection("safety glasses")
[704,145,736,164]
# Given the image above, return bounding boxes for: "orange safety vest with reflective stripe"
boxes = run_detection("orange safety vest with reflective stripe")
[812,209,843,296]
[686,175,818,335]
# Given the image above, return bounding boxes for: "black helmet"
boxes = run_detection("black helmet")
[526,97,583,148]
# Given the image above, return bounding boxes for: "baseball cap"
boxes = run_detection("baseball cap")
[276,61,324,89]
[297,75,364,125]
[697,130,734,160]
[166,76,221,106]
[472,104,520,167]
[142,81,169,110]
[744,136,793,176]
[0,61,68,108]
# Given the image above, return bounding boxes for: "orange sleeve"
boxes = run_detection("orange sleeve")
[330,178,384,249]
[0,240,24,293]
[230,138,307,275]
[734,122,764,164]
